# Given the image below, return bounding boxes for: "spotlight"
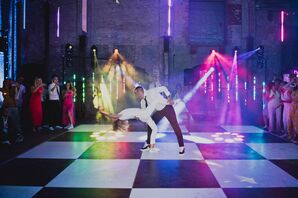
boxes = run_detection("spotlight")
[233,46,239,54]
[64,43,74,69]
[257,45,265,69]
[65,43,73,51]
[90,45,98,68]
[91,45,97,55]
[258,45,264,51]
[257,45,264,56]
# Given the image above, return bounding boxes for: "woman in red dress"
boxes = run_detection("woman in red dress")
[62,81,76,130]
[29,77,43,132]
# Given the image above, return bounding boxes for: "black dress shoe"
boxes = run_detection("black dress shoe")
[140,145,150,151]
[179,148,185,155]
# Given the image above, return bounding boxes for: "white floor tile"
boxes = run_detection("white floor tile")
[159,125,188,133]
[46,159,140,188]
[130,188,227,198]
[69,124,113,132]
[141,143,203,160]
[189,132,245,144]
[92,132,170,142]
[247,143,298,159]
[17,142,94,159]
[207,160,298,188]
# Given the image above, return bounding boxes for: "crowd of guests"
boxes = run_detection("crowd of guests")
[0,75,76,145]
[1,72,297,145]
[263,73,298,143]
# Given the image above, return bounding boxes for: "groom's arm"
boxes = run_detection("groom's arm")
[152,86,174,105]
[152,86,171,98]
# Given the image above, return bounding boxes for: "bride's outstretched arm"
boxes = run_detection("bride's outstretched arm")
[99,108,120,119]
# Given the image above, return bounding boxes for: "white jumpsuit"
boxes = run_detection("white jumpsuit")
[118,102,158,144]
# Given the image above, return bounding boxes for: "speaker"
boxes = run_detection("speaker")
[246,36,254,51]
[163,36,170,52]
[184,68,194,86]
[79,35,87,52]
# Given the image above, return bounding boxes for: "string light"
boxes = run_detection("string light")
[235,74,238,101]
[227,76,230,103]
[262,81,266,110]
[218,72,221,92]
[211,74,214,101]
[204,71,207,94]
[73,74,76,102]
[82,77,85,103]
[253,76,256,101]
[92,72,95,93]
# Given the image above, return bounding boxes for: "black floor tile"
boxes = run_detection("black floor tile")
[0,131,66,164]
[271,160,298,179]
[0,158,74,186]
[198,143,265,159]
[133,160,220,188]
[223,188,298,198]
[33,188,131,198]
[243,133,287,143]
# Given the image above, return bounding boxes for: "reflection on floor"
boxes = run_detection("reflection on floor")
[0,124,298,198]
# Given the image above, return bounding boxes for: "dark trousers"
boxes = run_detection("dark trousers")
[147,105,184,147]
[42,101,49,125]
[48,100,61,127]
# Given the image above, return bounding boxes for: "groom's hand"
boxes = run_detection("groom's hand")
[167,98,174,105]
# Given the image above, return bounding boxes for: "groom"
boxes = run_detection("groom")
[134,85,185,154]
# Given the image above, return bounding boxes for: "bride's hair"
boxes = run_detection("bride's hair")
[113,119,129,132]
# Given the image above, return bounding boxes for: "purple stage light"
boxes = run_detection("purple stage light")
[281,11,285,42]
[23,0,26,29]
[167,0,172,36]
[82,0,87,32]
[57,7,60,37]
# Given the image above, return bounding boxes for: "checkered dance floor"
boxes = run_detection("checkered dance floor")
[1,124,298,198]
